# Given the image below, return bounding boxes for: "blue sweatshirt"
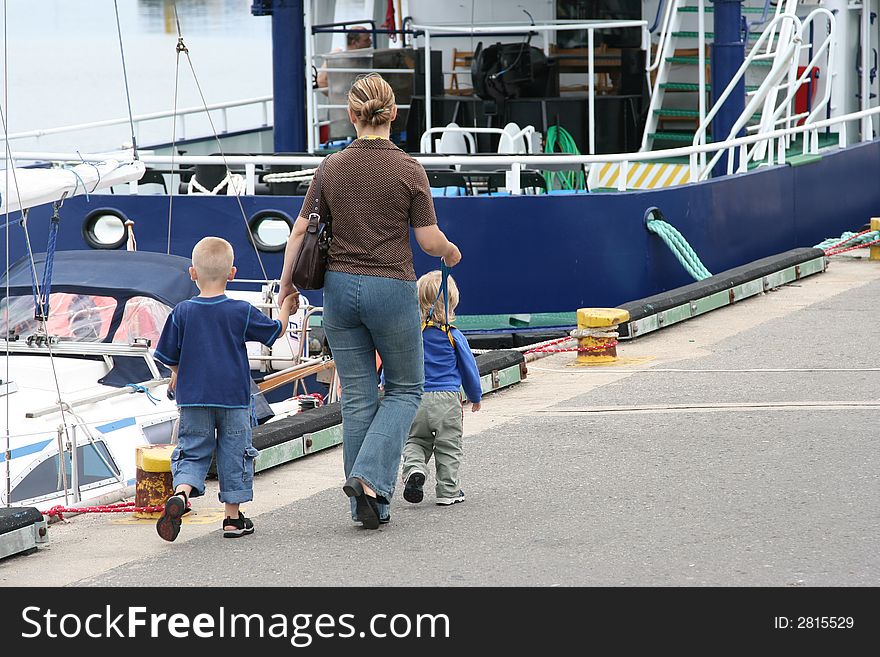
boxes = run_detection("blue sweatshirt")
[154,295,283,408]
[423,326,482,403]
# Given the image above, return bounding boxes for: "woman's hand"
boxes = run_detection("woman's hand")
[442,242,462,267]
[278,280,300,307]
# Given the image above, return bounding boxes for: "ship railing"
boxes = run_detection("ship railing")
[407,20,649,157]
[693,11,802,174]
[0,96,273,150]
[9,102,880,194]
[696,8,837,178]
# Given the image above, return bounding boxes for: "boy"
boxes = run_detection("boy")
[401,270,481,506]
[153,236,298,541]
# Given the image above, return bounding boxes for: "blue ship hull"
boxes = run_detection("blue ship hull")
[6,140,879,325]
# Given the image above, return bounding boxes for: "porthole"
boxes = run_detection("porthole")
[83,209,128,250]
[249,210,293,252]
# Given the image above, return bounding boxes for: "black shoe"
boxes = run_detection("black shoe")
[222,512,255,538]
[379,515,391,525]
[156,491,188,542]
[403,472,425,504]
[343,477,380,529]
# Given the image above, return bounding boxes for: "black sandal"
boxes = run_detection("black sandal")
[222,512,255,538]
[156,490,188,542]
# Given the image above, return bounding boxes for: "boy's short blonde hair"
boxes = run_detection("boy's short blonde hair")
[191,237,234,283]
[417,270,459,324]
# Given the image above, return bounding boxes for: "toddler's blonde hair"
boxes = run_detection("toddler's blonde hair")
[191,236,234,283]
[417,270,459,324]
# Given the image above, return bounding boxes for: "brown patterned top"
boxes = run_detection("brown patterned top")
[299,138,438,281]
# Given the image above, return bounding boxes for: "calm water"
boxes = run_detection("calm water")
[1,0,272,152]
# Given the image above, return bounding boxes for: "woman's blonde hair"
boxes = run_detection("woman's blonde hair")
[348,73,395,127]
[417,270,459,324]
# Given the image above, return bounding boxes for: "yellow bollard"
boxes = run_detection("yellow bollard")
[574,308,631,364]
[871,218,880,261]
[134,444,175,518]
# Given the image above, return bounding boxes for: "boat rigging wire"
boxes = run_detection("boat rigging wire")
[0,1,89,506]
[166,3,185,255]
[166,1,270,282]
[112,0,138,160]
[3,0,9,507]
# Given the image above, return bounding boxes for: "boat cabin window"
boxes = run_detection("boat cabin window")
[113,296,172,345]
[10,440,119,503]
[141,418,176,445]
[1,293,117,341]
[0,293,171,344]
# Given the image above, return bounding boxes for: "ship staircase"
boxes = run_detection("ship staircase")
[591,0,837,190]
[588,0,839,190]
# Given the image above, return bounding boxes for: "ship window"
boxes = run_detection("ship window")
[10,441,119,503]
[249,211,292,252]
[83,209,128,249]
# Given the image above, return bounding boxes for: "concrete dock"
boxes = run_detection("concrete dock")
[2,256,878,587]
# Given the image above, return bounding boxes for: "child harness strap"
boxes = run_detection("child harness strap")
[422,262,455,347]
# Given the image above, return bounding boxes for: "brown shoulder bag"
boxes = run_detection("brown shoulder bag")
[291,158,332,290]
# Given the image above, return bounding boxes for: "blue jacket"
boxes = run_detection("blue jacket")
[422,325,482,403]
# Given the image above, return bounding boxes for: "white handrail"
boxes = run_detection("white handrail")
[693,13,802,148]
[10,103,879,176]
[0,96,273,143]
[738,9,837,173]
[419,127,477,154]
[646,0,681,73]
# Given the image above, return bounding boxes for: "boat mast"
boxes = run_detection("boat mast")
[251,0,307,152]
[711,0,745,175]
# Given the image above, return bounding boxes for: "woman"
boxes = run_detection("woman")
[279,73,461,529]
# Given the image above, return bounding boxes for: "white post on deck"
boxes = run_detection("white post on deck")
[305,0,316,152]
[424,29,432,131]
[588,28,595,154]
[861,4,872,141]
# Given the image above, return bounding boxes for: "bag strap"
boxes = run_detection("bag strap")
[308,157,331,229]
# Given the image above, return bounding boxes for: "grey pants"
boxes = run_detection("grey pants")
[401,391,463,499]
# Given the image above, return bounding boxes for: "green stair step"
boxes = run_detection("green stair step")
[655,108,702,117]
[654,108,762,121]
[660,82,710,91]
[660,82,759,92]
[649,131,713,142]
[678,6,767,13]
[672,31,762,40]
[666,56,772,67]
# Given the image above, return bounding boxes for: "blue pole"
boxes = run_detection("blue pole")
[253,0,306,152]
[711,0,745,176]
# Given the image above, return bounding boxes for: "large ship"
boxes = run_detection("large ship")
[3,0,879,335]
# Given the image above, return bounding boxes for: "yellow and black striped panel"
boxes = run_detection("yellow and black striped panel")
[588,162,691,191]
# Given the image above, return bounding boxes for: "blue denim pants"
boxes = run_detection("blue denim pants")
[323,271,424,521]
[171,406,259,504]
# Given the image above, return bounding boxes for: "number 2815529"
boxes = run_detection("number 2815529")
[774,617,854,629]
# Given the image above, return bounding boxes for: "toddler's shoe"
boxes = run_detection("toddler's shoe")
[403,471,425,504]
[436,490,465,506]
[222,512,255,538]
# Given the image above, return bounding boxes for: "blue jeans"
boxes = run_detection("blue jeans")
[171,406,259,504]
[323,271,424,521]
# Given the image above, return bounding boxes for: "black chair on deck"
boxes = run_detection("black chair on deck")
[426,170,470,196]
